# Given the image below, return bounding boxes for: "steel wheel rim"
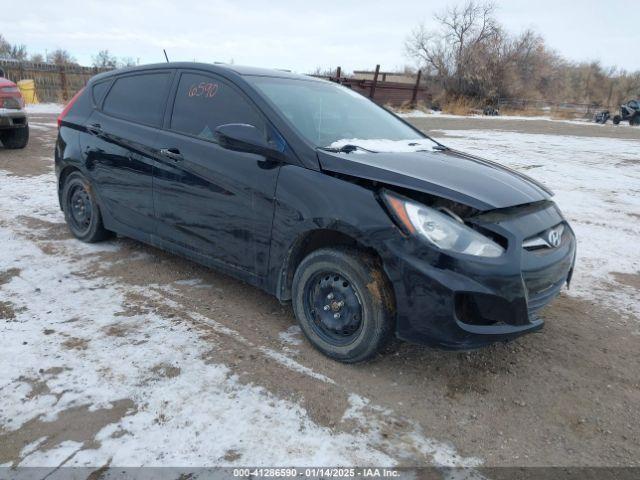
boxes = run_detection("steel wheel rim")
[303,271,364,346]
[68,184,93,235]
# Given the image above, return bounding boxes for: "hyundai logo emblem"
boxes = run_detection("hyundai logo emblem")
[547,228,561,248]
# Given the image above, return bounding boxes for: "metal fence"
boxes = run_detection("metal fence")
[496,98,605,116]
[0,59,113,103]
[314,65,431,108]
[1,60,431,108]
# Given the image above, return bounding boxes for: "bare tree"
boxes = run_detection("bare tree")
[92,49,117,68]
[406,1,500,96]
[118,57,138,68]
[0,34,28,61]
[0,35,9,58]
[309,66,336,76]
[406,23,451,82]
[404,0,638,106]
[46,49,76,66]
[30,53,45,63]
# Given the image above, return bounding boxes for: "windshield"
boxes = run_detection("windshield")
[247,76,430,149]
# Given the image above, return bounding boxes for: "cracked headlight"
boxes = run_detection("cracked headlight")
[384,192,504,258]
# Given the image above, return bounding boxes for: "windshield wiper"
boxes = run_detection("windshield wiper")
[321,141,448,154]
[320,144,378,154]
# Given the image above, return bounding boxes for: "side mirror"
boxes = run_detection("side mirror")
[214,123,285,161]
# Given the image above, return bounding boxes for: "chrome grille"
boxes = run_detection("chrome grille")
[523,223,565,251]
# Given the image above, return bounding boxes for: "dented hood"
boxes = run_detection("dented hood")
[317,148,552,211]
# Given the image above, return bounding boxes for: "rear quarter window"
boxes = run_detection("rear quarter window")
[91,80,111,107]
[102,72,172,127]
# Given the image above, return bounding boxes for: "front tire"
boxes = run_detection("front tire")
[0,126,29,149]
[292,248,394,363]
[62,172,111,242]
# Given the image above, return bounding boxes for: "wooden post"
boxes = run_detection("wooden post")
[336,66,341,83]
[369,64,380,99]
[59,65,68,102]
[411,69,422,107]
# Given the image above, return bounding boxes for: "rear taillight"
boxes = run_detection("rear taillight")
[57,88,85,128]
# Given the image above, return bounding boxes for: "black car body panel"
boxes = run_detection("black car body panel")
[317,149,551,211]
[385,202,575,347]
[152,124,280,278]
[55,62,577,350]
[82,109,159,236]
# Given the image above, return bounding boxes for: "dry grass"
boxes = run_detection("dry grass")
[441,97,482,115]
[489,106,587,120]
[549,108,583,120]
[499,107,548,117]
[387,100,431,113]
[389,96,592,121]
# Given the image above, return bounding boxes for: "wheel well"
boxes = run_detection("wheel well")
[278,229,384,302]
[58,166,81,210]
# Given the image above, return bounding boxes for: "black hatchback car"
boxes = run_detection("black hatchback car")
[55,62,576,363]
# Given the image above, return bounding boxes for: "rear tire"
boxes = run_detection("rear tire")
[0,126,29,149]
[630,114,640,126]
[292,248,394,363]
[62,172,112,243]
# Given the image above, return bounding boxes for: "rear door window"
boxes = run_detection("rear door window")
[102,72,172,127]
[170,72,265,141]
[92,80,111,107]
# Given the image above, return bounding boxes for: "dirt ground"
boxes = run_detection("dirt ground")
[409,114,640,140]
[1,113,639,470]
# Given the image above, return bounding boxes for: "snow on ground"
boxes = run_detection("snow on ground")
[396,109,636,128]
[28,122,58,131]
[25,103,64,115]
[435,130,640,320]
[0,169,480,468]
[397,110,561,122]
[396,109,433,118]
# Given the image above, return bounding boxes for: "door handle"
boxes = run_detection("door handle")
[86,123,103,135]
[159,148,183,162]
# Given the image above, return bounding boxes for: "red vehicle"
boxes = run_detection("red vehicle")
[0,73,29,149]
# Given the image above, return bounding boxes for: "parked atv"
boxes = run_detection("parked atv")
[613,99,640,126]
[483,105,499,116]
[594,110,610,124]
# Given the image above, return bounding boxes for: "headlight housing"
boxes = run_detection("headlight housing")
[383,192,504,258]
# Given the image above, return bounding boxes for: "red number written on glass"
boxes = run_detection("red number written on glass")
[188,82,219,98]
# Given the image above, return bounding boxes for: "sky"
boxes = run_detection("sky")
[1,0,639,72]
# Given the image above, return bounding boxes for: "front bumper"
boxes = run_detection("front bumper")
[0,108,28,129]
[382,201,576,349]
